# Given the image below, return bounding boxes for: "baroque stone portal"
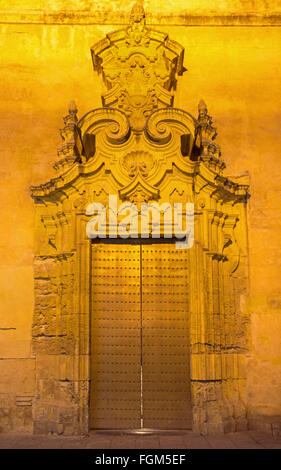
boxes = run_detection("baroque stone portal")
[31,3,249,435]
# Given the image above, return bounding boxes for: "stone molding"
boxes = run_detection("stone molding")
[0,8,280,26]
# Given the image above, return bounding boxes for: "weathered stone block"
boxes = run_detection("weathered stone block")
[33,420,49,435]
[235,417,248,431]
[13,406,33,433]
[34,258,57,279]
[35,294,57,309]
[0,407,12,433]
[32,336,75,355]
[35,279,57,296]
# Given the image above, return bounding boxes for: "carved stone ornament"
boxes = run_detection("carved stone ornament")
[29,2,250,437]
[119,172,160,206]
[91,1,184,131]
[122,150,154,178]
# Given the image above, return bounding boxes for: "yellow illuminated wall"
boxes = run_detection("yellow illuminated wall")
[0,0,280,433]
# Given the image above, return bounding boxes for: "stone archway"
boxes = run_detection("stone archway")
[31,4,249,435]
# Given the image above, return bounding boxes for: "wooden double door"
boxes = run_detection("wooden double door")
[90,241,192,430]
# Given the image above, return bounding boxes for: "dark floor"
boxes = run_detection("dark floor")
[0,431,280,449]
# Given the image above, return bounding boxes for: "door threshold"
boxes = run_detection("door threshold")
[129,428,192,435]
[90,428,192,435]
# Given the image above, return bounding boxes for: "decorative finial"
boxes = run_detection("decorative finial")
[68,100,78,115]
[130,1,145,24]
[198,99,207,113]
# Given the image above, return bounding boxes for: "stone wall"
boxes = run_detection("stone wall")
[0,1,280,434]
[1,1,280,25]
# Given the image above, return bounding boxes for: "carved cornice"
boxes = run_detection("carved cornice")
[30,155,248,205]
[194,165,249,204]
[1,6,280,26]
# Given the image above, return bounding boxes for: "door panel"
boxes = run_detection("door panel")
[90,242,192,430]
[90,244,141,429]
[141,244,192,429]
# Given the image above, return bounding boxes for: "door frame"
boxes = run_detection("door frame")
[32,203,249,435]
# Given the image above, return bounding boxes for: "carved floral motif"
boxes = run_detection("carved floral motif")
[122,151,154,178]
